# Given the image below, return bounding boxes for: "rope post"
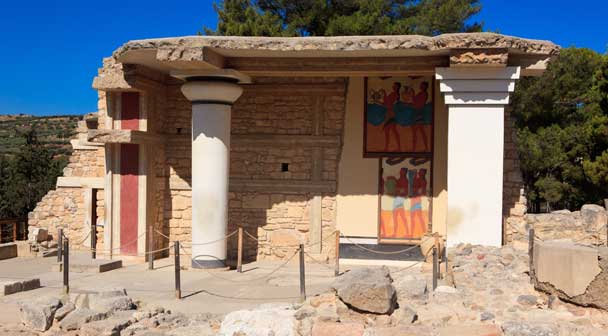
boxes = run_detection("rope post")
[432,246,437,291]
[334,230,340,277]
[299,244,306,302]
[434,235,441,280]
[237,227,243,273]
[529,228,535,283]
[91,222,97,260]
[57,228,63,263]
[174,241,181,300]
[148,225,154,271]
[63,239,69,294]
[444,240,448,276]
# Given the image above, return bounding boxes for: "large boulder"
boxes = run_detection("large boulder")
[331,266,396,314]
[533,241,608,310]
[89,288,135,314]
[219,303,297,336]
[581,204,607,233]
[19,296,62,331]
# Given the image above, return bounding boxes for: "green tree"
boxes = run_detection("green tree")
[0,128,66,219]
[511,48,608,211]
[204,0,482,36]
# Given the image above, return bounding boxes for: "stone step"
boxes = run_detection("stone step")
[1,278,41,296]
[0,242,17,260]
[52,258,123,273]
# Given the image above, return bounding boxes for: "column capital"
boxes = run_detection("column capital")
[172,69,250,105]
[436,66,521,106]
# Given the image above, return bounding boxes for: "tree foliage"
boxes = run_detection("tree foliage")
[511,48,608,211]
[204,0,482,36]
[0,128,66,219]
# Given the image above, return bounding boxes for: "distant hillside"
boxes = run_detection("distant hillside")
[0,114,81,156]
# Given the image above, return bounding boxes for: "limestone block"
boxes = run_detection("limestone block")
[19,296,62,331]
[242,194,270,209]
[581,204,607,233]
[331,266,396,314]
[534,240,601,297]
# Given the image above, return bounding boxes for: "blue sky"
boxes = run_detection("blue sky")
[0,0,606,116]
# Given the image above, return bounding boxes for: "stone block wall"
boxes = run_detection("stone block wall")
[28,116,106,251]
[503,106,527,244]
[159,77,346,261]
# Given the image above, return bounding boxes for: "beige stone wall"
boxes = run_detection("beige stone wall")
[28,115,106,250]
[503,106,527,244]
[160,78,345,261]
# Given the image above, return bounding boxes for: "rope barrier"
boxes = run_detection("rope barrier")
[154,229,171,240]
[181,230,238,246]
[244,230,338,250]
[184,244,300,283]
[339,233,432,255]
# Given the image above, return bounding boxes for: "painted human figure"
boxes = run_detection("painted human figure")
[409,168,428,236]
[382,82,402,152]
[412,82,430,152]
[394,168,410,237]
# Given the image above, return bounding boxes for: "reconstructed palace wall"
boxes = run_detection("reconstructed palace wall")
[161,77,345,261]
[28,116,106,249]
[28,70,529,259]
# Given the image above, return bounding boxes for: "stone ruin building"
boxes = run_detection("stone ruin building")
[27,33,561,268]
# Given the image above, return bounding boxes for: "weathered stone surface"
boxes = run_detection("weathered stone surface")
[438,324,503,336]
[501,321,558,336]
[312,321,365,336]
[393,275,427,303]
[59,308,109,331]
[55,302,76,321]
[389,305,417,325]
[19,296,62,331]
[219,303,297,336]
[581,204,607,233]
[114,33,559,64]
[533,241,601,297]
[89,288,134,314]
[79,311,134,336]
[332,267,396,314]
[535,245,608,310]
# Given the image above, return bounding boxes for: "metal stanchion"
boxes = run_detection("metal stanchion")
[334,230,340,277]
[57,228,63,262]
[432,246,437,291]
[529,228,535,283]
[174,241,181,299]
[237,227,243,273]
[299,244,306,302]
[148,226,154,270]
[63,239,69,294]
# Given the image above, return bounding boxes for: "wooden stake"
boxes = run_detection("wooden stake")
[175,241,181,299]
[148,226,154,270]
[299,244,306,302]
[432,246,437,291]
[57,228,63,263]
[63,239,69,294]
[529,228,535,283]
[334,230,340,277]
[434,235,441,280]
[237,227,243,273]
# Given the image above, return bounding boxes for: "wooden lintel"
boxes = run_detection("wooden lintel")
[166,134,341,148]
[57,177,104,189]
[203,47,226,68]
[169,177,335,193]
[88,129,165,145]
[225,56,448,76]
[242,83,345,96]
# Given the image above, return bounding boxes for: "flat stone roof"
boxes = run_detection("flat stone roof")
[114,33,559,59]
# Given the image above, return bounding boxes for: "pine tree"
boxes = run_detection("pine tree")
[203,0,482,36]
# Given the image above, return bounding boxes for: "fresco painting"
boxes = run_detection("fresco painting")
[365,76,433,155]
[379,157,431,240]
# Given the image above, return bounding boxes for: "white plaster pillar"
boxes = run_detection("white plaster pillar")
[178,75,245,268]
[436,67,520,247]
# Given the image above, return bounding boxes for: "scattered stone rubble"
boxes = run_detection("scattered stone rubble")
[6,243,608,335]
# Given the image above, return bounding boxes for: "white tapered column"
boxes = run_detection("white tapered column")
[436,67,520,247]
[180,77,244,268]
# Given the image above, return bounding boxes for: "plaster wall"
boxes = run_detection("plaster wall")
[336,78,449,239]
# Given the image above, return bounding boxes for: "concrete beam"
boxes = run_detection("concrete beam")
[87,129,165,145]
